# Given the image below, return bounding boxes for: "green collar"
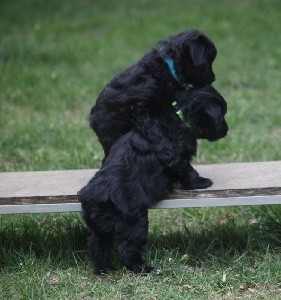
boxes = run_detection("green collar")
[172,101,192,129]
[172,101,183,119]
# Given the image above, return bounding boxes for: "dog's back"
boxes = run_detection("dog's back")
[89,29,217,159]
[78,129,173,216]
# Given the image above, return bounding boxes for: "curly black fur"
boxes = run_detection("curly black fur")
[177,85,228,142]
[90,29,217,157]
[78,86,228,274]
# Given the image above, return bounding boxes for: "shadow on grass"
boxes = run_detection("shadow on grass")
[1,209,280,270]
[0,213,88,269]
[149,224,262,268]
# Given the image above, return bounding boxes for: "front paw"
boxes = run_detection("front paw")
[181,177,213,190]
[94,265,116,275]
[128,264,156,274]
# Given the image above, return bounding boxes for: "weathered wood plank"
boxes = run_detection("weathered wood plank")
[1,188,280,206]
[0,169,98,198]
[1,195,281,214]
[0,161,280,214]
[0,203,81,214]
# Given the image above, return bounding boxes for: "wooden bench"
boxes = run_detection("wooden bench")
[0,161,280,215]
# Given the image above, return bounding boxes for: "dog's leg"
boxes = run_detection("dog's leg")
[88,229,115,274]
[132,113,179,167]
[117,209,154,274]
[178,163,213,190]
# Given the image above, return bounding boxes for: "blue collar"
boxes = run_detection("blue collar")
[162,57,191,89]
[163,57,182,85]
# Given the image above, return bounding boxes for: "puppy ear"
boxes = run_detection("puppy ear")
[186,33,217,67]
[188,37,208,67]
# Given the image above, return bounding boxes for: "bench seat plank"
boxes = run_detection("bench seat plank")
[0,161,280,214]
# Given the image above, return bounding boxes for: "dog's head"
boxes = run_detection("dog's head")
[159,29,217,88]
[177,86,228,141]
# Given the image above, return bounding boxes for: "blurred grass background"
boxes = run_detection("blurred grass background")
[1,0,280,171]
[0,0,281,299]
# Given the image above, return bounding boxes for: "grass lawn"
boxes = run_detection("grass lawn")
[0,0,281,299]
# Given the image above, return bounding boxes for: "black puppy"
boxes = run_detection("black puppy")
[171,85,229,189]
[177,85,228,143]
[90,29,217,158]
[78,86,228,274]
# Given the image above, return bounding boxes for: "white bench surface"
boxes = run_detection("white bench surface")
[0,161,280,214]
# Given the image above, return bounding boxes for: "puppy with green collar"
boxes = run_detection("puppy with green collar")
[79,85,228,275]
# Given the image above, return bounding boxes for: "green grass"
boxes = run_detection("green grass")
[1,0,281,299]
[1,210,281,299]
